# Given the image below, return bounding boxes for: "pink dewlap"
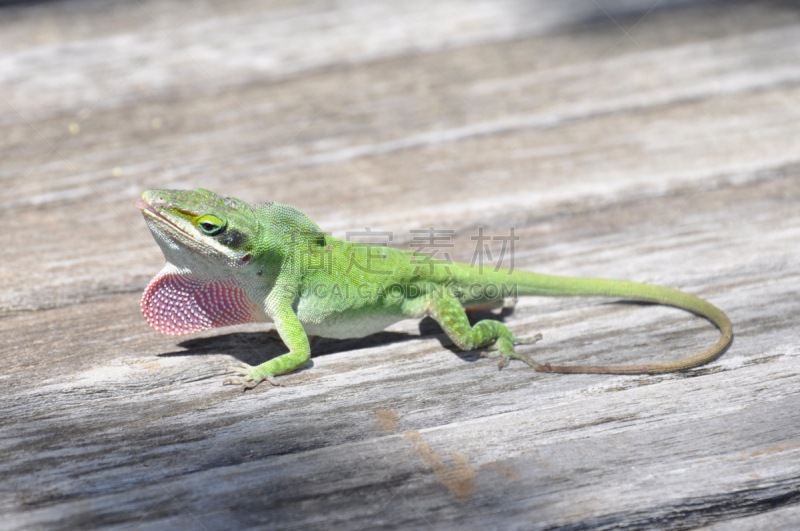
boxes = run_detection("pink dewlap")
[141,271,259,335]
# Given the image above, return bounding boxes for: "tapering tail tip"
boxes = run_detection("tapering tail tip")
[535,363,654,375]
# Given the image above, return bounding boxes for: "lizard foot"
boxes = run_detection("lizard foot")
[480,334,542,370]
[481,350,541,370]
[223,363,282,391]
[513,332,543,345]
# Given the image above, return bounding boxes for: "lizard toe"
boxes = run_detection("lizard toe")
[223,363,283,390]
[226,363,253,376]
[480,350,510,369]
[513,332,543,345]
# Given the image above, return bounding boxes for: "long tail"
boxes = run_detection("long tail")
[476,269,733,374]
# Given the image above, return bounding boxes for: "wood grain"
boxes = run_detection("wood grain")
[2,1,799,529]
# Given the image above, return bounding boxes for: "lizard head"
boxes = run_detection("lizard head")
[136,188,258,269]
[136,189,267,334]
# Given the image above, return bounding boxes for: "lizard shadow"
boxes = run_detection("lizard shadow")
[156,306,516,366]
[158,329,419,366]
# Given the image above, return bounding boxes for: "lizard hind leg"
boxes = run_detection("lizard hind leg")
[427,295,542,370]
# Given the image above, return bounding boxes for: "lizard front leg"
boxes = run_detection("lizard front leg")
[223,301,310,391]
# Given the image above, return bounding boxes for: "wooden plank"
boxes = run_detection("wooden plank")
[2,0,800,529]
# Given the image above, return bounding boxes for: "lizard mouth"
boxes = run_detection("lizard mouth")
[135,198,190,236]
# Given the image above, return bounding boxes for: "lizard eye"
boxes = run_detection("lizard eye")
[197,215,226,236]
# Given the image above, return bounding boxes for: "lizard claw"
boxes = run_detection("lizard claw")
[223,363,282,391]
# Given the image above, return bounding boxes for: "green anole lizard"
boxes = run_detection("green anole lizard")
[136,188,732,390]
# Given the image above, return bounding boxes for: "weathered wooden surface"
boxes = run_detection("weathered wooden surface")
[2,0,800,529]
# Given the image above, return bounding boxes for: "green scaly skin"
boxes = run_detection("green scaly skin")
[136,189,733,390]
